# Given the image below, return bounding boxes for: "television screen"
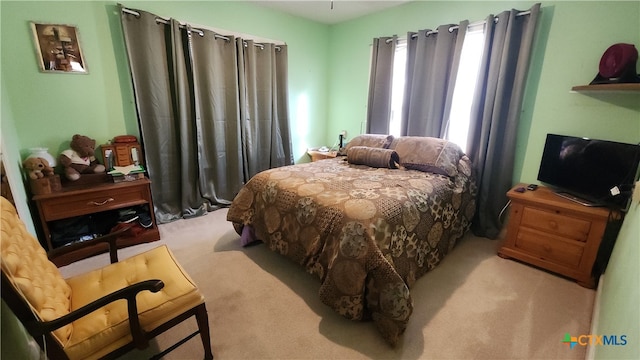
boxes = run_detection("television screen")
[537,134,640,210]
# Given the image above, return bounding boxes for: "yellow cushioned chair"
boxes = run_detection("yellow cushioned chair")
[0,196,213,359]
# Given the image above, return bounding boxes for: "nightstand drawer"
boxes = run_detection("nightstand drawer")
[515,227,584,268]
[520,207,591,241]
[38,185,147,221]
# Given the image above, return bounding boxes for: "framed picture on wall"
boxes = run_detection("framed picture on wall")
[30,22,88,74]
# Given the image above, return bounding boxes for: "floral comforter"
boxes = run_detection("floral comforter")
[227,156,476,345]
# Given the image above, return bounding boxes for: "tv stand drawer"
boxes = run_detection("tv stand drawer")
[520,207,591,241]
[514,227,584,268]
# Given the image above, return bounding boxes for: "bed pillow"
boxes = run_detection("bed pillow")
[347,146,400,169]
[390,136,463,177]
[344,134,394,151]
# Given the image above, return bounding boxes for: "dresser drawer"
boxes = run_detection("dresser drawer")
[115,147,131,161]
[38,185,148,221]
[520,207,591,241]
[515,227,584,268]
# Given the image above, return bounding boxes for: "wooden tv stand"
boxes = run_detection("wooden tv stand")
[33,178,160,267]
[498,184,615,288]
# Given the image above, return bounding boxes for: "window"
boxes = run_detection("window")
[387,26,485,153]
[389,40,406,137]
[447,27,485,151]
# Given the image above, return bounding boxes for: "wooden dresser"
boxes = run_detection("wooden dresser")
[33,178,160,266]
[498,184,615,288]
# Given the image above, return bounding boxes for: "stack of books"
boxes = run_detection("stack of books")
[107,165,145,182]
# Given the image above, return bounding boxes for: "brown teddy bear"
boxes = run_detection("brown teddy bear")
[59,134,106,181]
[22,157,55,180]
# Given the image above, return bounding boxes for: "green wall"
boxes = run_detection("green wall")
[1,77,37,235]
[1,1,330,164]
[326,1,640,184]
[3,1,637,178]
[594,204,639,359]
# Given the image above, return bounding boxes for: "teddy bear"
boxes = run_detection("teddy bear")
[22,157,55,180]
[58,134,106,181]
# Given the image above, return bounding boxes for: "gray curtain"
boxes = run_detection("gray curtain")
[238,40,293,179]
[120,6,291,223]
[468,3,541,238]
[366,36,396,134]
[402,22,468,137]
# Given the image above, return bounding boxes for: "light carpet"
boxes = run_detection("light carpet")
[60,208,594,359]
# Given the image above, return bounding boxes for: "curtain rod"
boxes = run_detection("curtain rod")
[121,7,281,51]
[417,9,531,38]
[384,9,532,43]
[121,7,211,38]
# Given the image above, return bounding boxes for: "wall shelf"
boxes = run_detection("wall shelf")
[571,83,640,92]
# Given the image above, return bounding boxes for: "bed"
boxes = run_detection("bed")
[226,135,477,345]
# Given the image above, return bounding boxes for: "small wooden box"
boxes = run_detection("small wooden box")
[101,143,143,167]
[29,175,61,195]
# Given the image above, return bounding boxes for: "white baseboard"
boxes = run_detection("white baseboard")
[586,274,604,360]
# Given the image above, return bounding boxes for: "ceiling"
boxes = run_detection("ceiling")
[248,1,411,25]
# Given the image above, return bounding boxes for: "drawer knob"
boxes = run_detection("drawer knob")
[88,198,115,206]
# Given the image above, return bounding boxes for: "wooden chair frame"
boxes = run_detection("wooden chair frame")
[1,228,213,360]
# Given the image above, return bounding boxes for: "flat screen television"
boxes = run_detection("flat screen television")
[537,134,640,210]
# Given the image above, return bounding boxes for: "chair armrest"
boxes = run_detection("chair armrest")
[28,279,164,348]
[47,225,133,264]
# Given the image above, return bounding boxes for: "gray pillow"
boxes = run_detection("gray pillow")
[389,136,464,177]
[346,146,399,169]
[344,134,394,151]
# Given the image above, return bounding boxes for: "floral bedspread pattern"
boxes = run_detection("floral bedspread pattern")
[227,156,476,345]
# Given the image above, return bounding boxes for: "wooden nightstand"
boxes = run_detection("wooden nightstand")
[307,150,338,162]
[33,178,160,266]
[498,184,615,288]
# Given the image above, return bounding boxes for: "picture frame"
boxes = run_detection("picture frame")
[30,22,88,74]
